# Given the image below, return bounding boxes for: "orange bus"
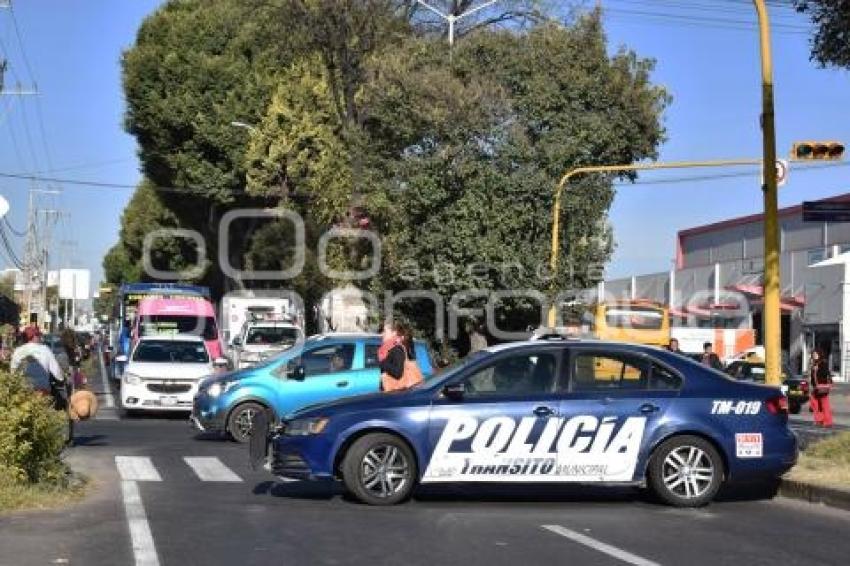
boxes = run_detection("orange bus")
[591,300,671,347]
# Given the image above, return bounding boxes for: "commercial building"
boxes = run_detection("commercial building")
[599,192,850,382]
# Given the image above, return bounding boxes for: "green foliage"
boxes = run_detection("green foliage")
[102,180,198,286]
[360,13,668,331]
[0,370,67,485]
[796,0,850,68]
[116,1,669,338]
[246,59,352,225]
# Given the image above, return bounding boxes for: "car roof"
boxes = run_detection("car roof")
[137,334,204,343]
[482,339,660,354]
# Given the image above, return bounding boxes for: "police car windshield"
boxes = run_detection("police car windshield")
[133,340,209,364]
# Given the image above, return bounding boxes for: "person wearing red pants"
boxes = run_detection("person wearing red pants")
[809,350,834,427]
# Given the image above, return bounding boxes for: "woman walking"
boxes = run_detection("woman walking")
[809,350,833,428]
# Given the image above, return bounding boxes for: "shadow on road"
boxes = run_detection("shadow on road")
[71,434,109,447]
[255,480,782,507]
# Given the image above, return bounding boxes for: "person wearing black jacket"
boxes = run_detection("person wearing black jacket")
[378,321,413,392]
[700,342,723,371]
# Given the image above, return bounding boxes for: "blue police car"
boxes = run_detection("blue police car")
[263,340,797,507]
[193,333,434,442]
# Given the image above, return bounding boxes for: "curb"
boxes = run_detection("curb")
[780,479,850,512]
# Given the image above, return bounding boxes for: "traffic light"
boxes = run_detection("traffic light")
[791,141,844,161]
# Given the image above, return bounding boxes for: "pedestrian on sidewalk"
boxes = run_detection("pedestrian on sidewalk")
[378,320,421,392]
[809,349,833,428]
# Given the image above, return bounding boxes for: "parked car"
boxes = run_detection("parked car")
[193,333,435,443]
[261,340,797,507]
[117,334,226,414]
[724,360,809,414]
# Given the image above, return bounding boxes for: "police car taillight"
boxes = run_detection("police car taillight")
[765,395,788,415]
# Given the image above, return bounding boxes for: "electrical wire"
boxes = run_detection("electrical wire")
[3,216,26,237]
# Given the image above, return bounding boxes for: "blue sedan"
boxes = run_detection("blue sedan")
[265,340,797,506]
[192,333,434,442]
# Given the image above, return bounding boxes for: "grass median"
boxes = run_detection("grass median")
[787,432,850,491]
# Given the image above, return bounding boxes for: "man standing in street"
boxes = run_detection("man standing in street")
[666,337,684,355]
[700,342,723,370]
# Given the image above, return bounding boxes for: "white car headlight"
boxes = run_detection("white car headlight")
[284,417,329,436]
[207,381,237,397]
[123,373,141,386]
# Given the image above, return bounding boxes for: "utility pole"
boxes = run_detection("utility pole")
[21,187,61,327]
[753,0,781,386]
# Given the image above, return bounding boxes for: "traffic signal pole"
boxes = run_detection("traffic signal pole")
[754,0,781,386]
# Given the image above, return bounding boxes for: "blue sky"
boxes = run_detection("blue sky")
[0,0,847,289]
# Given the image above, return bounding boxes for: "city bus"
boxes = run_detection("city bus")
[112,283,211,379]
[133,297,223,361]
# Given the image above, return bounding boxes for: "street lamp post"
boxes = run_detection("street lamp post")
[416,0,500,46]
[753,0,781,387]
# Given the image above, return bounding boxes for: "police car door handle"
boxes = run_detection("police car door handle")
[336,380,349,388]
[533,406,555,417]
[640,403,660,414]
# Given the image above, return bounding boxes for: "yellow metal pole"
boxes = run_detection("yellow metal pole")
[754,0,781,386]
[546,158,763,328]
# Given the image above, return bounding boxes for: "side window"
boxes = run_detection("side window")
[460,352,557,397]
[572,352,648,391]
[648,363,682,391]
[301,344,355,376]
[364,344,380,369]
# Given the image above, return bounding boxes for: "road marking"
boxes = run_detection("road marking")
[121,480,160,566]
[542,525,661,566]
[116,456,162,482]
[97,348,115,408]
[183,457,243,482]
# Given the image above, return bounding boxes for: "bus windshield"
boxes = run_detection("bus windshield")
[604,306,665,330]
[139,315,218,341]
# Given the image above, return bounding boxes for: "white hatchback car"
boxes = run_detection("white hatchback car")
[118,334,225,413]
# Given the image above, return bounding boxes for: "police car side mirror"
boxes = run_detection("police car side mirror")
[442,382,465,400]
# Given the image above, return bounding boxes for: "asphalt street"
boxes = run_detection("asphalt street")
[2,365,850,566]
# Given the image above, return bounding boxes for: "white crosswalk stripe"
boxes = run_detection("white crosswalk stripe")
[183,457,244,482]
[116,456,162,482]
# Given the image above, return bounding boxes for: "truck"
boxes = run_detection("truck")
[230,316,304,369]
[219,291,299,355]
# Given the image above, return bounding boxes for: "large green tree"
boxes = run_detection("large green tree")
[121,0,301,294]
[796,0,850,68]
[358,13,668,334]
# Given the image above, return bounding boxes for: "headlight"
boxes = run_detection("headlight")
[123,373,141,385]
[284,417,329,436]
[207,381,237,397]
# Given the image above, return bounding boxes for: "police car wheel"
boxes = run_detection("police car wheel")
[342,433,417,506]
[649,435,723,507]
[228,402,268,444]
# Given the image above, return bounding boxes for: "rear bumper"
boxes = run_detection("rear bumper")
[728,426,798,481]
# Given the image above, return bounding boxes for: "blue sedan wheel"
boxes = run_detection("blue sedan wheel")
[649,435,723,507]
[342,433,417,506]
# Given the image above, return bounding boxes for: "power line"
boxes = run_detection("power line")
[3,215,25,236]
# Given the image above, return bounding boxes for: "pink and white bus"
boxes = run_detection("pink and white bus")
[132,297,224,361]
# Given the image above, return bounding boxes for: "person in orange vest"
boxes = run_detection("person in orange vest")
[809,350,833,428]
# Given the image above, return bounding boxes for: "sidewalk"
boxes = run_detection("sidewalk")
[790,383,850,428]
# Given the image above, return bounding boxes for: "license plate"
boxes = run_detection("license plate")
[160,396,178,407]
